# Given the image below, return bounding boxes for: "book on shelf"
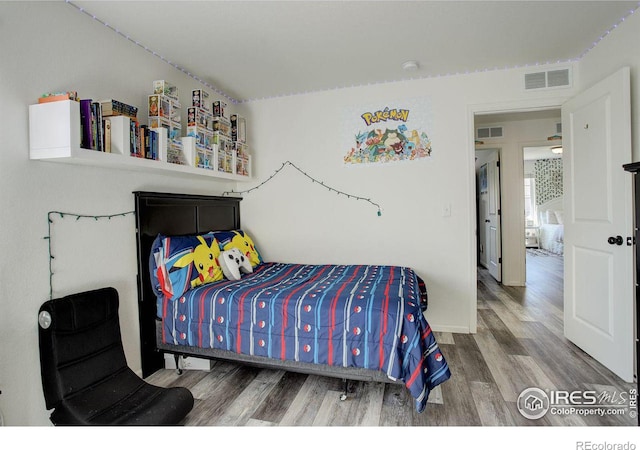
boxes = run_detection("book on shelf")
[81,98,132,152]
[148,127,156,160]
[91,101,104,151]
[131,119,141,157]
[141,125,148,159]
[108,116,159,160]
[103,118,111,153]
[79,99,93,150]
[150,127,167,162]
[141,125,158,160]
[98,99,138,118]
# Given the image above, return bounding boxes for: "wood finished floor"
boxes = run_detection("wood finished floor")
[147,251,637,426]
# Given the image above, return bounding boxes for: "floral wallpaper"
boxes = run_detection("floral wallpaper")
[534,158,563,205]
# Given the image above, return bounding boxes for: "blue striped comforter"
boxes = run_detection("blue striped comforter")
[158,262,450,412]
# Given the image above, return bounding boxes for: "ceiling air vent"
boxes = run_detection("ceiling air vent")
[524,68,571,90]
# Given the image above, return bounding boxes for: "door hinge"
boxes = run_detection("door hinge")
[498,257,502,264]
[627,236,635,246]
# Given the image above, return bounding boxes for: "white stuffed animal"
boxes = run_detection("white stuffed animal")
[219,247,253,281]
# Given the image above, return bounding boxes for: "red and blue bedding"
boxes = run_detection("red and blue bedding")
[155,259,450,413]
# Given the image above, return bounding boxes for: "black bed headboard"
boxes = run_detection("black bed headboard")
[133,191,242,377]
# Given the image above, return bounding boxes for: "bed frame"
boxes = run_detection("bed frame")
[133,191,401,387]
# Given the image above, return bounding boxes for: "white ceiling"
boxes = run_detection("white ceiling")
[523,145,562,160]
[70,0,639,102]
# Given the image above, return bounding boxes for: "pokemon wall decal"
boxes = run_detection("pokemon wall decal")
[343,99,434,165]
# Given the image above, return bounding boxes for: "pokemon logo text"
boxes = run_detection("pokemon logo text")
[361,107,410,127]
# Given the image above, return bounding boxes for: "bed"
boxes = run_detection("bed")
[134,191,450,413]
[537,197,564,255]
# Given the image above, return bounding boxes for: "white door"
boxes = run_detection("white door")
[562,66,634,382]
[478,167,489,269]
[486,153,502,282]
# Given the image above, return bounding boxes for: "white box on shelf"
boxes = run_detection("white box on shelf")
[29,100,81,158]
[181,136,196,167]
[108,115,132,156]
[163,353,214,371]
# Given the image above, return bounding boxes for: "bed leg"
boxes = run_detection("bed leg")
[340,379,348,401]
[174,354,183,375]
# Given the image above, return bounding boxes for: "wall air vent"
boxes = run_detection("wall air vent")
[548,69,570,87]
[477,126,503,139]
[524,68,571,90]
[525,72,547,90]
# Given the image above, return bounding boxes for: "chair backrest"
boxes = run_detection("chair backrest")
[38,287,128,410]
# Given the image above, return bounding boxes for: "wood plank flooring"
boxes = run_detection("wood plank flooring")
[147,251,637,426]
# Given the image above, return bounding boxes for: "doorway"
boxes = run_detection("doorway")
[475,148,502,283]
[474,108,561,288]
[471,68,634,382]
[523,143,565,310]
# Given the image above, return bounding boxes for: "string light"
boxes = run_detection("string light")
[578,3,640,60]
[223,161,382,217]
[65,0,640,104]
[43,210,134,299]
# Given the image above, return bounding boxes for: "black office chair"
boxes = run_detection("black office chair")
[38,287,194,425]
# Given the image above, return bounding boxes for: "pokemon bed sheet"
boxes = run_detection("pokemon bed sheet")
[156,262,451,413]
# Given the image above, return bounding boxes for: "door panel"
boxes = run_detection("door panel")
[572,96,611,223]
[573,246,612,336]
[487,153,502,282]
[562,66,633,382]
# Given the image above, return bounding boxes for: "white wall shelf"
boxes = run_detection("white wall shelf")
[29,100,251,182]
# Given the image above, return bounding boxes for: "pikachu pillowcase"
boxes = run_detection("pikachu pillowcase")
[150,233,224,301]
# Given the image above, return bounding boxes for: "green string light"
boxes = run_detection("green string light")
[223,161,382,216]
[44,210,134,299]
[43,166,381,299]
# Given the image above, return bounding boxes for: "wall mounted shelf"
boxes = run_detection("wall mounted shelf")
[29,100,250,181]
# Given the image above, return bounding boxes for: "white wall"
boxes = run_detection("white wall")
[240,70,575,336]
[577,4,640,162]
[0,2,244,425]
